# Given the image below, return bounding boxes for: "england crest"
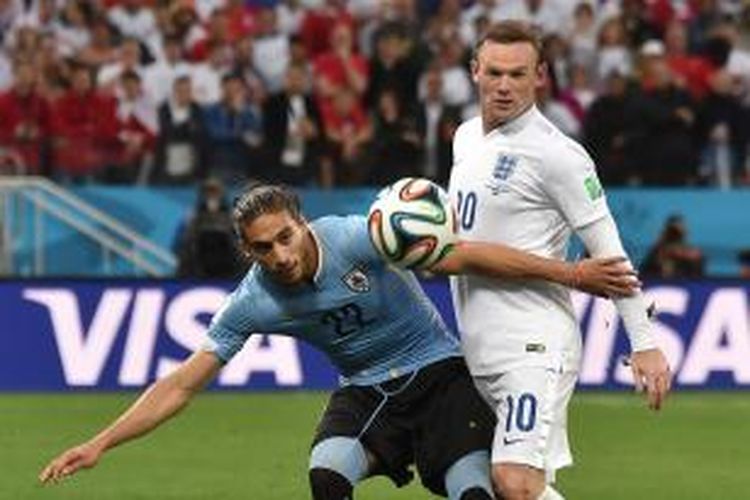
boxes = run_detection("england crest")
[486,154,518,195]
[342,267,370,293]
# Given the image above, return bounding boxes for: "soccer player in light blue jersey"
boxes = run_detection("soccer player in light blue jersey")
[40,184,637,499]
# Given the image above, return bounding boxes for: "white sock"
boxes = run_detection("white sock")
[537,485,565,500]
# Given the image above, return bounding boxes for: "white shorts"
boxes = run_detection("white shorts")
[473,366,577,480]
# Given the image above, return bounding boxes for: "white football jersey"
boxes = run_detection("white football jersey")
[448,105,609,375]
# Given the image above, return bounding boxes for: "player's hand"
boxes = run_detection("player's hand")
[39,442,103,484]
[573,256,640,297]
[630,348,672,411]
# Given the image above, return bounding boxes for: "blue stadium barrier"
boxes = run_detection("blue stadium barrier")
[1,278,748,391]
[8,187,750,276]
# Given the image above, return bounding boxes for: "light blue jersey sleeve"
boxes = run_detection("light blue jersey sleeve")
[203,276,257,363]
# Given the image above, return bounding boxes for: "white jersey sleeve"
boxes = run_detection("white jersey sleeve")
[541,140,609,230]
[577,215,657,352]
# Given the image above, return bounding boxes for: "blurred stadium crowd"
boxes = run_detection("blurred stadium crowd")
[1,0,749,189]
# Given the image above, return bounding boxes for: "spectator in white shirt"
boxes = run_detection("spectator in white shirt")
[107,0,157,46]
[143,35,192,105]
[98,37,145,91]
[252,7,290,95]
[54,0,91,58]
[190,41,232,105]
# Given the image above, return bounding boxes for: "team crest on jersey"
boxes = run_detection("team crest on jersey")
[486,154,518,195]
[342,267,370,293]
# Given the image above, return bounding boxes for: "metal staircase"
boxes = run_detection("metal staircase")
[0,176,176,276]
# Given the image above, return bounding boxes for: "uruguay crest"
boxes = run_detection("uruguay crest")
[342,267,370,293]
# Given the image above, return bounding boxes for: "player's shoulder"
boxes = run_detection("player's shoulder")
[312,214,371,254]
[210,267,262,329]
[453,116,483,162]
[311,214,366,236]
[527,109,594,171]
[454,116,483,143]
[231,265,265,300]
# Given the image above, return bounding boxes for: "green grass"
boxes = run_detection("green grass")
[1,391,748,499]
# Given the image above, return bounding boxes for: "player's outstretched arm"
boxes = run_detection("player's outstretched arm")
[431,240,639,297]
[577,214,672,411]
[39,350,222,484]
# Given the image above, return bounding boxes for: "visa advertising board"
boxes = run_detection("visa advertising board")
[1,280,748,390]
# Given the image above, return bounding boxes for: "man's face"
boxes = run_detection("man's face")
[14,63,36,89]
[72,69,92,93]
[472,41,544,130]
[174,79,192,104]
[285,66,306,94]
[123,77,141,99]
[223,78,245,102]
[241,211,315,285]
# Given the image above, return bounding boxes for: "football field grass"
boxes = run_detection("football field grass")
[1,391,747,499]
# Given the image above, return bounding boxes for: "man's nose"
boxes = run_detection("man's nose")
[496,75,511,92]
[272,245,292,268]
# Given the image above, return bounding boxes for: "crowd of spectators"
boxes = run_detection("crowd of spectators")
[1,0,749,188]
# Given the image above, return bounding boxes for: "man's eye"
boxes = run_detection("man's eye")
[250,244,271,255]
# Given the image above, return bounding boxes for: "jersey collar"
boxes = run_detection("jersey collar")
[307,221,324,288]
[487,104,538,137]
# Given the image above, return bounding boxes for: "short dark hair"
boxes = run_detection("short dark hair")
[473,20,543,62]
[121,69,141,82]
[232,183,302,244]
[221,72,243,85]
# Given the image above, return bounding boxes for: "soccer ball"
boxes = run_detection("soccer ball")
[367,177,458,269]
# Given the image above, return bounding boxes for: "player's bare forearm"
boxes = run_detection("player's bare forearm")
[431,241,588,285]
[432,241,572,283]
[90,351,220,450]
[432,241,639,296]
[39,351,221,484]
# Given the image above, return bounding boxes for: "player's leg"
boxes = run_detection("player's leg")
[308,383,414,499]
[475,367,573,500]
[411,358,496,499]
[491,463,545,500]
[539,369,578,500]
[309,436,371,499]
[308,386,375,499]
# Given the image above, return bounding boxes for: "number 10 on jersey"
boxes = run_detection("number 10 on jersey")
[456,191,477,231]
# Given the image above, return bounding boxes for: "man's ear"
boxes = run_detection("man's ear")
[470,58,480,84]
[536,61,548,89]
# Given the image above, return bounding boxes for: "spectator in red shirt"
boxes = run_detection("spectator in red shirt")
[663,20,715,100]
[320,86,372,187]
[0,60,50,174]
[299,0,355,58]
[313,22,368,107]
[225,0,258,42]
[112,70,158,182]
[50,64,119,180]
[188,8,231,62]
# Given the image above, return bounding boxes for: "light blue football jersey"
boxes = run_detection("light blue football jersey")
[205,215,460,386]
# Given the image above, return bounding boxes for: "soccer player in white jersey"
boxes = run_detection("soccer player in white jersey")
[448,21,672,500]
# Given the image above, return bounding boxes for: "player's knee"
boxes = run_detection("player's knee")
[492,464,545,500]
[444,450,493,500]
[309,467,353,500]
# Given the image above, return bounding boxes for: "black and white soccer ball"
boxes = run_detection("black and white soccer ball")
[367,177,458,269]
